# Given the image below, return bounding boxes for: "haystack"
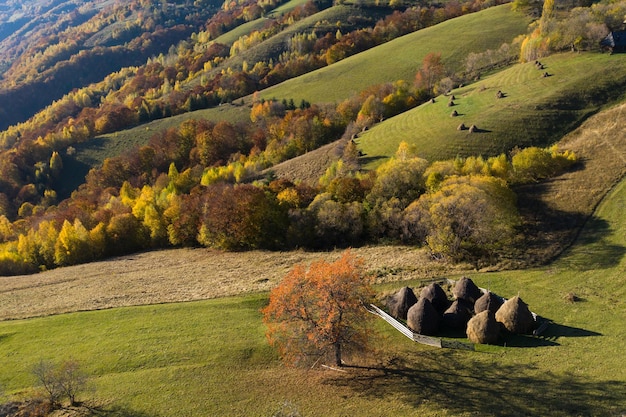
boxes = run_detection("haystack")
[457,123,466,130]
[442,299,473,330]
[468,124,477,133]
[386,287,417,320]
[474,291,503,315]
[407,298,440,335]
[450,110,458,117]
[453,276,482,304]
[466,310,500,344]
[495,295,535,334]
[420,282,449,313]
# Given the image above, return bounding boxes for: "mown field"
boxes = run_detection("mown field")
[357,52,626,167]
[1,174,626,416]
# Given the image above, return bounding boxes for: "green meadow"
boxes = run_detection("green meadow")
[357,51,626,167]
[2,178,626,416]
[258,5,530,105]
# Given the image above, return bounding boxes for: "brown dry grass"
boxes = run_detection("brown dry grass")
[264,138,347,184]
[0,246,464,321]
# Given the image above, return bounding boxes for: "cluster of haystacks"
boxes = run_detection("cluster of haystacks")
[384,277,537,345]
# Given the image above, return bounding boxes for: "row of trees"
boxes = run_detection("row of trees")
[518,0,626,61]
[0,135,576,275]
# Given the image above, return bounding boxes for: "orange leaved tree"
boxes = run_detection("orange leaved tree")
[262,250,374,367]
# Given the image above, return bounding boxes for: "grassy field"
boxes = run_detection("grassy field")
[357,52,626,168]
[257,5,530,105]
[2,171,626,416]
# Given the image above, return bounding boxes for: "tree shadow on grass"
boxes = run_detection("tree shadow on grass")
[515,181,626,268]
[0,332,14,343]
[331,351,626,416]
[556,216,626,271]
[358,155,386,167]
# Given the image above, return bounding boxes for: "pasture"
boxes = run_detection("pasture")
[1,176,626,415]
[357,52,626,167]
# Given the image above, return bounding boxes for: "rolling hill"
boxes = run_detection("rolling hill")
[357,51,626,166]
[1,125,625,414]
[2,0,626,415]
[256,4,530,105]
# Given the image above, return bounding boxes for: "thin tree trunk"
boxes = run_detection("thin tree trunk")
[334,342,342,367]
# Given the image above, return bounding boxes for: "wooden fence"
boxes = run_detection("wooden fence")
[365,303,475,351]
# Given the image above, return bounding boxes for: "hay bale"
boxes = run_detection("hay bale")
[429,98,436,104]
[442,299,473,330]
[466,310,500,344]
[420,282,449,313]
[447,100,455,107]
[474,291,504,315]
[453,276,482,304]
[457,123,467,131]
[495,295,535,334]
[449,95,456,101]
[450,110,459,117]
[468,124,477,133]
[386,287,417,320]
[407,298,440,335]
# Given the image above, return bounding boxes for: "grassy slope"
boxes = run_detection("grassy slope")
[2,154,626,415]
[257,5,530,104]
[64,5,528,188]
[357,52,626,168]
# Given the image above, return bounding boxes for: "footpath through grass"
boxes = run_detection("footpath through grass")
[357,52,626,168]
[2,172,626,416]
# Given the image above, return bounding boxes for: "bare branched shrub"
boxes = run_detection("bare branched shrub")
[32,359,88,407]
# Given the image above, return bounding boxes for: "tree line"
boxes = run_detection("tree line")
[0,123,576,274]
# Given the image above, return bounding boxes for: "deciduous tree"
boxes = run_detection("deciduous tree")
[262,251,374,367]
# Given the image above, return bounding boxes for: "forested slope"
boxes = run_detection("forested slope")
[0,0,624,276]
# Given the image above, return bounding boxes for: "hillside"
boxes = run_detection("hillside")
[257,4,529,104]
[357,52,626,165]
[2,0,626,412]
[0,0,624,277]
[1,130,625,415]
[2,102,625,320]
[61,5,530,190]
[0,0,221,130]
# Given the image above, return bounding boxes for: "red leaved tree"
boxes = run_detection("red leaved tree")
[262,250,374,367]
